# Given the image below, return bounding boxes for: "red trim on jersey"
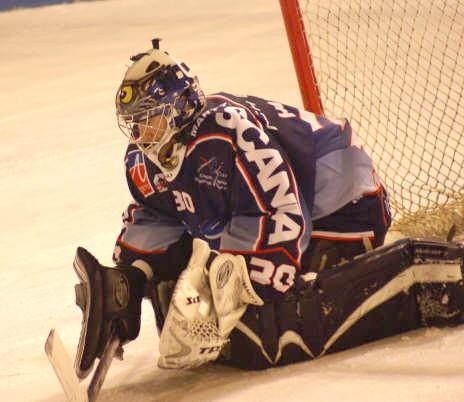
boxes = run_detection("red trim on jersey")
[117,240,167,255]
[283,158,305,263]
[220,246,301,268]
[235,155,268,213]
[257,216,267,251]
[362,186,382,197]
[235,155,269,251]
[116,204,169,255]
[362,170,382,197]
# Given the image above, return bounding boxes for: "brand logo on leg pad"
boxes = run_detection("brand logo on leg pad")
[199,345,223,354]
[114,276,129,308]
[186,296,200,305]
[216,260,234,289]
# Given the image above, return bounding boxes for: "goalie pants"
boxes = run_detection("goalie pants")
[225,239,464,370]
[302,186,392,272]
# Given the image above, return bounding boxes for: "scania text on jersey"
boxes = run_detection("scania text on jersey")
[215,106,303,246]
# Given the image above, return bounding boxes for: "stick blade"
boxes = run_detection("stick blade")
[45,329,89,402]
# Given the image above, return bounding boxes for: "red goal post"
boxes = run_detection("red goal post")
[279,0,324,115]
[278,0,464,239]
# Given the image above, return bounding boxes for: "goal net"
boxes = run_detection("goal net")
[279,0,464,239]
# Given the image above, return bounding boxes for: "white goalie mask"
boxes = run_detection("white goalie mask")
[116,39,206,180]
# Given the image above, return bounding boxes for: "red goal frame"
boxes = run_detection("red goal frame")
[279,0,324,115]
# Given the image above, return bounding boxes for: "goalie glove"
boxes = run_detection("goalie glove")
[73,247,149,378]
[158,239,263,369]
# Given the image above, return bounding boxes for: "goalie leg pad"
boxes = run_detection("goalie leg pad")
[158,239,263,369]
[223,239,464,370]
[209,252,263,337]
[416,280,464,327]
[157,239,225,369]
[73,247,146,379]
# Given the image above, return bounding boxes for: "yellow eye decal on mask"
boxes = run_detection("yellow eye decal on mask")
[119,85,134,104]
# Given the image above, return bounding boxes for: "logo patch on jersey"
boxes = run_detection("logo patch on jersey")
[125,150,155,197]
[194,156,228,190]
[154,173,168,193]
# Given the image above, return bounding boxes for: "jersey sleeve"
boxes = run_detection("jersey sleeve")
[113,202,191,281]
[203,102,311,300]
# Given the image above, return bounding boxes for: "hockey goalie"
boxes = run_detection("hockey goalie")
[62,38,464,393]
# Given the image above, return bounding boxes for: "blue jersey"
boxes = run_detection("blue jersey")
[113,93,381,299]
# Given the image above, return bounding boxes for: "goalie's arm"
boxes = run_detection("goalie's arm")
[113,202,192,282]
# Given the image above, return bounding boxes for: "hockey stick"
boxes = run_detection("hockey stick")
[45,329,88,402]
[87,334,122,401]
[45,329,122,402]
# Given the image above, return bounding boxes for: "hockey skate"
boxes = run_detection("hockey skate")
[46,247,147,402]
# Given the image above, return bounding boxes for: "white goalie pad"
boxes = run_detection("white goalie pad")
[209,251,264,337]
[158,239,263,369]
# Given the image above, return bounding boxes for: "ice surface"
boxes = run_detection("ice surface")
[0,1,463,401]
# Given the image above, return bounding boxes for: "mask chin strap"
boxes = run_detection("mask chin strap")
[158,125,193,168]
[158,137,179,169]
[143,124,192,182]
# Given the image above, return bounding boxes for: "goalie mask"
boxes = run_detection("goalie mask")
[116,39,206,179]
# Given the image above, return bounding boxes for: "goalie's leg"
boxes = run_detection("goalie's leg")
[314,239,464,356]
[302,186,392,272]
[225,239,464,369]
[73,247,148,378]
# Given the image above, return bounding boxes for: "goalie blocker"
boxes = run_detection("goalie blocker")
[223,238,464,369]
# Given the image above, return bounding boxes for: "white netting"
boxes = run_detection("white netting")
[189,319,224,343]
[298,0,464,238]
